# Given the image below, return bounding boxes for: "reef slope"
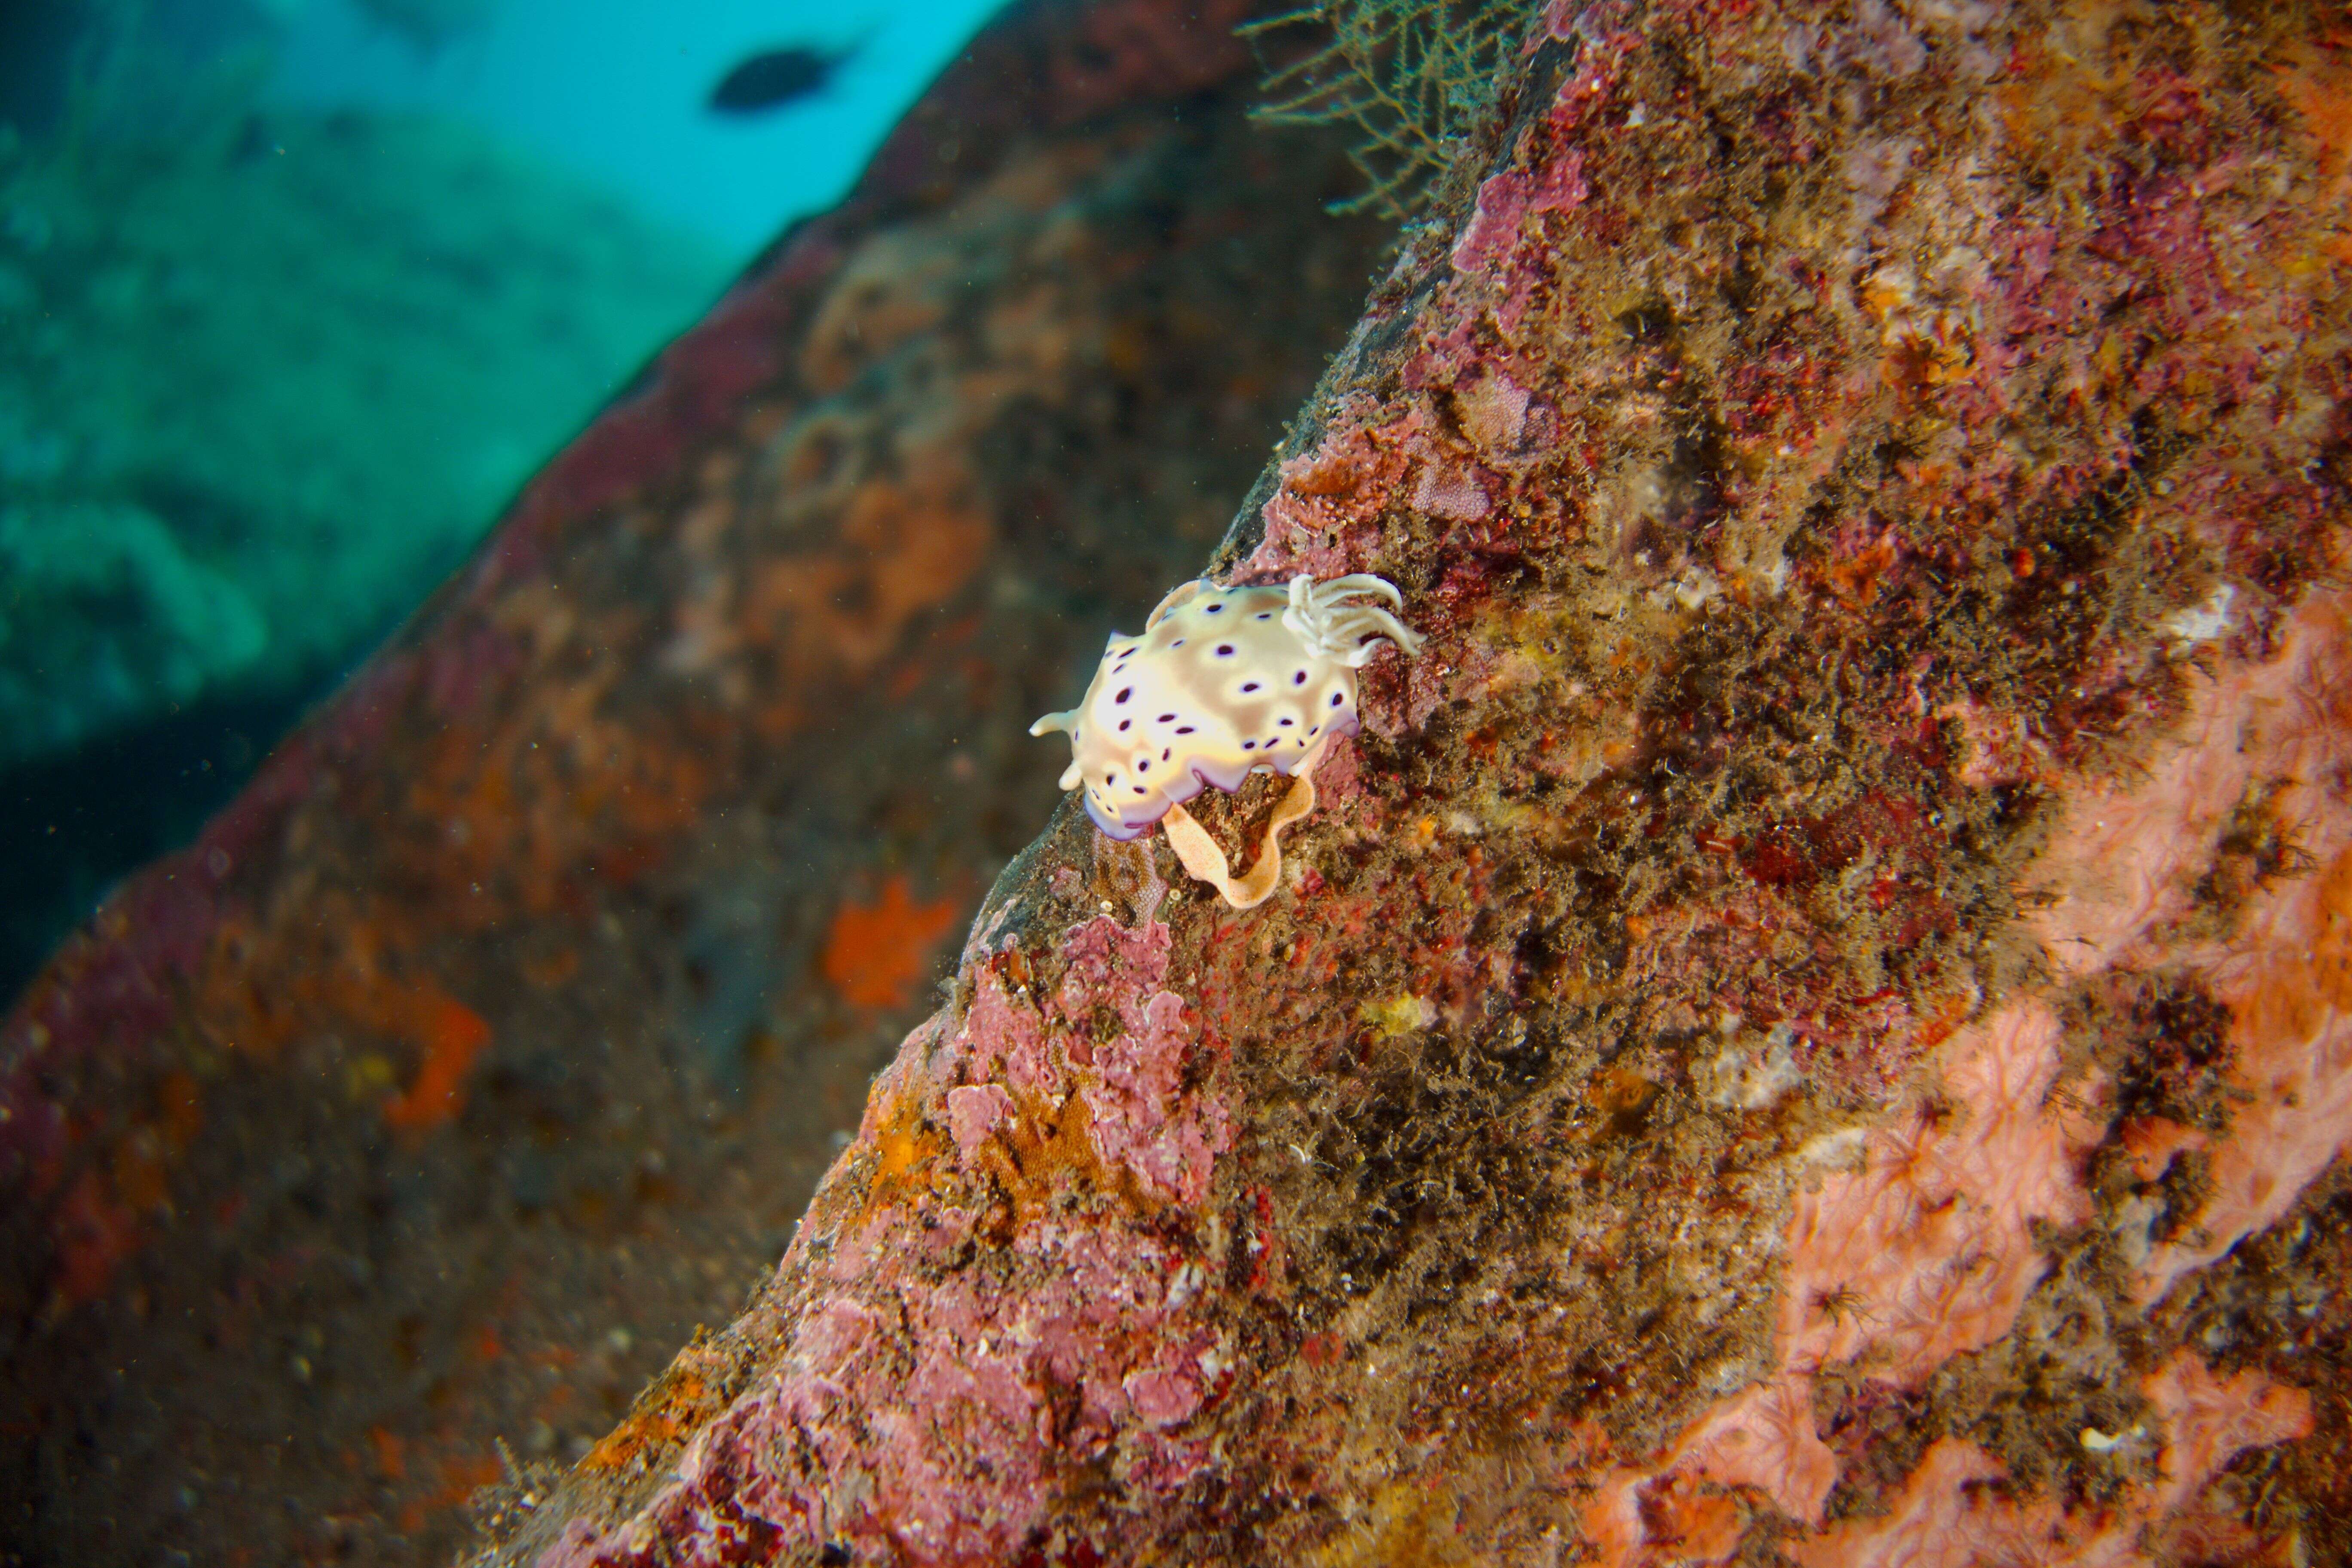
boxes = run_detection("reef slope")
[496,0,2352,1562]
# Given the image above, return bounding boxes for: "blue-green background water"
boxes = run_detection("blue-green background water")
[0,0,1001,1000]
[270,0,998,250]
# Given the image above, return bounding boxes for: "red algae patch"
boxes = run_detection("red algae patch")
[2144,841,2352,1302]
[2026,594,2352,984]
[2144,1352,2315,1520]
[1784,1439,2110,1568]
[380,990,493,1133]
[821,876,963,1010]
[1780,1002,2103,1388]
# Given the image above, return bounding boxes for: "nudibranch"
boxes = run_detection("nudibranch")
[1030,574,1424,908]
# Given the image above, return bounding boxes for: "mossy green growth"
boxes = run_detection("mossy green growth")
[1239,0,1538,216]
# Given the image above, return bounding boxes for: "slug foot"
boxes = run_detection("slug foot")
[1159,738,1327,909]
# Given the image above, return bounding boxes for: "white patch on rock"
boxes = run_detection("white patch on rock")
[2161,584,2236,648]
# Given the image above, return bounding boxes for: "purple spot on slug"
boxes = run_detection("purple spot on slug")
[1216,645,1234,657]
[1293,671,1308,685]
[1176,726,1195,734]
[1119,720,1131,731]
[1116,688,1132,703]
[1241,681,1260,693]
[1278,717,1293,726]
[1158,713,1175,722]
[1161,748,1171,760]
[1331,693,1344,707]
[1255,611,1272,620]
[1205,604,1224,614]
[1242,740,1257,750]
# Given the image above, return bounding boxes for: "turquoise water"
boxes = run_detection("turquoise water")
[271,0,1004,251]
[0,0,1004,1000]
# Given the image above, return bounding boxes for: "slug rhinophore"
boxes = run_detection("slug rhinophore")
[1030,574,1422,907]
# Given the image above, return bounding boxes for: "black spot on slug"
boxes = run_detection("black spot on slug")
[1115,688,1132,703]
[1158,713,1175,722]
[1176,726,1195,734]
[1293,671,1308,685]
[1240,681,1260,693]
[1278,717,1293,726]
[1216,645,1234,657]
[1119,720,1131,731]
[1331,693,1344,707]
[1205,604,1224,614]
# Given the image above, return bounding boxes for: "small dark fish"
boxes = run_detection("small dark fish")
[707,42,860,116]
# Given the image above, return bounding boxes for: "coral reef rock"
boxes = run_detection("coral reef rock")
[492,0,2352,1562]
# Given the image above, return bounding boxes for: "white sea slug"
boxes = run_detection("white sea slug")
[1030,574,1424,908]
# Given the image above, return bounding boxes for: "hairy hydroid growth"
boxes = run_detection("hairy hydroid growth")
[1239,0,1535,214]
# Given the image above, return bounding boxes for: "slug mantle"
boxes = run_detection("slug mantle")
[1031,573,1422,905]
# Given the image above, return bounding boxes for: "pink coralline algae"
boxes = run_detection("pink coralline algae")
[1450,147,1590,281]
[2028,593,2352,1302]
[944,1083,1015,1157]
[1580,1000,2111,1543]
[1562,481,2352,1568]
[542,881,1238,1566]
[1050,907,1233,1204]
[1782,1356,2312,1568]
[1081,987,1221,1202]
[547,1211,1222,1564]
